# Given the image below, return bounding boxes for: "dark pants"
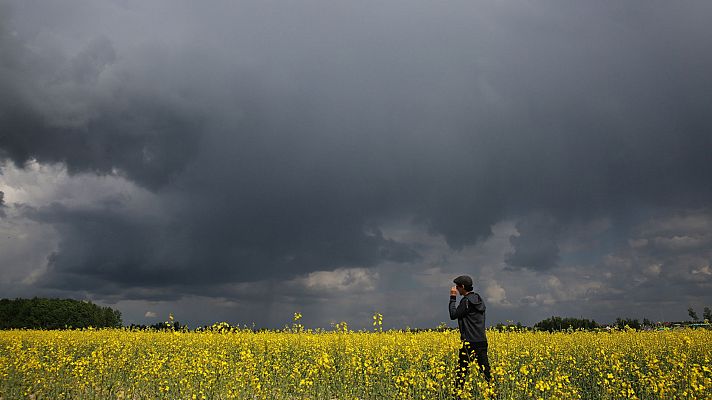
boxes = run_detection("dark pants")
[455,341,491,389]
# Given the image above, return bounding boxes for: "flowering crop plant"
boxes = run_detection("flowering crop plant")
[1,323,710,399]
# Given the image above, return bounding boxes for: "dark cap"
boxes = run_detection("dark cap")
[453,275,473,288]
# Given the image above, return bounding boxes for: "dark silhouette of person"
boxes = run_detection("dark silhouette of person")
[450,274,491,392]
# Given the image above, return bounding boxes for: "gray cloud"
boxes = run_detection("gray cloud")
[1,0,711,326]
[0,10,205,189]
[506,213,561,270]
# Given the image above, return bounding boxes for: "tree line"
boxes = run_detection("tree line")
[1,297,709,332]
[515,308,712,332]
[687,306,712,322]
[529,316,663,331]
[0,297,122,329]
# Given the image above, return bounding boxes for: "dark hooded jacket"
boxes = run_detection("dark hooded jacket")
[449,292,487,343]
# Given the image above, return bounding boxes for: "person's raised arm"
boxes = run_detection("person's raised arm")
[449,287,468,320]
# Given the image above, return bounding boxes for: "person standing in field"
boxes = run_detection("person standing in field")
[449,275,491,390]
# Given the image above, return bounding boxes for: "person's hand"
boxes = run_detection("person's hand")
[450,286,458,296]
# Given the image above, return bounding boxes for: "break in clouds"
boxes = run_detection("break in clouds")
[1,0,711,329]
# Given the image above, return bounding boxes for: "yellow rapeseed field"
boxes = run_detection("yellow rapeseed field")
[1,324,710,399]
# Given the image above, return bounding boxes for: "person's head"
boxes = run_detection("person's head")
[453,275,473,295]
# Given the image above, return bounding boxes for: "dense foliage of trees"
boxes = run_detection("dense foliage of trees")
[688,307,699,321]
[0,297,122,329]
[534,316,598,332]
[614,317,644,330]
[687,306,712,322]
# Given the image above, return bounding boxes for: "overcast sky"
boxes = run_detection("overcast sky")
[1,0,711,329]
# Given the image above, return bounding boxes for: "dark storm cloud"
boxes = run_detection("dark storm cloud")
[1,0,712,310]
[0,12,204,189]
[506,213,561,270]
[25,198,420,293]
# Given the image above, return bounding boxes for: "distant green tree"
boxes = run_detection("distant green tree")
[688,307,699,321]
[615,317,641,330]
[534,316,598,332]
[703,307,712,322]
[0,298,122,329]
[149,321,184,331]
